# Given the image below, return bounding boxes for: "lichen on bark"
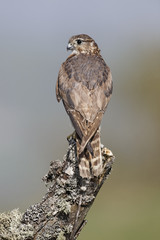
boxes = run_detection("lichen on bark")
[0,136,115,240]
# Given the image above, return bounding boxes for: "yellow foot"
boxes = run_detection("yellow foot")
[102,147,113,157]
[67,131,77,141]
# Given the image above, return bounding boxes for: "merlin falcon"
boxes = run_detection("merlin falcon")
[56,34,112,178]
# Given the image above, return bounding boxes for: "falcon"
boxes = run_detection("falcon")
[56,34,112,178]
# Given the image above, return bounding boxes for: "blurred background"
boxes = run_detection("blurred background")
[0,0,160,239]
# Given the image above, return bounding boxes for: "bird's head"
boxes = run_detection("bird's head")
[67,34,100,55]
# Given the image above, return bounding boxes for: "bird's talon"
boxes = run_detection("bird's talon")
[102,147,113,157]
[67,131,77,141]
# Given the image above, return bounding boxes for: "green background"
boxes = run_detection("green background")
[0,1,160,239]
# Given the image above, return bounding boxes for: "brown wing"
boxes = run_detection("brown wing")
[56,54,112,154]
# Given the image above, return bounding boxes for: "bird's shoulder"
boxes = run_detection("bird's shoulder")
[61,53,110,90]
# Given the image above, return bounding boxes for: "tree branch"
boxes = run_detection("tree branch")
[0,136,115,240]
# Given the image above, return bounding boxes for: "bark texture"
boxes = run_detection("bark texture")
[0,136,115,240]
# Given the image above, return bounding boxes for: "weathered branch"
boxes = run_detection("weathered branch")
[0,137,115,240]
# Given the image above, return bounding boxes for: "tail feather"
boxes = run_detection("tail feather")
[90,128,102,177]
[78,157,91,178]
[77,128,102,178]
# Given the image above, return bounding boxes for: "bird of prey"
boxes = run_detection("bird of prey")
[56,34,112,178]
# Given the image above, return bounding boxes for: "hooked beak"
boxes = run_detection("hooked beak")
[67,43,73,51]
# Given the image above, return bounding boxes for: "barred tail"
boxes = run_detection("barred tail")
[77,128,102,178]
[79,156,91,178]
[90,128,102,177]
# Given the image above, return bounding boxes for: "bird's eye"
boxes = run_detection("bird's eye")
[77,39,82,45]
